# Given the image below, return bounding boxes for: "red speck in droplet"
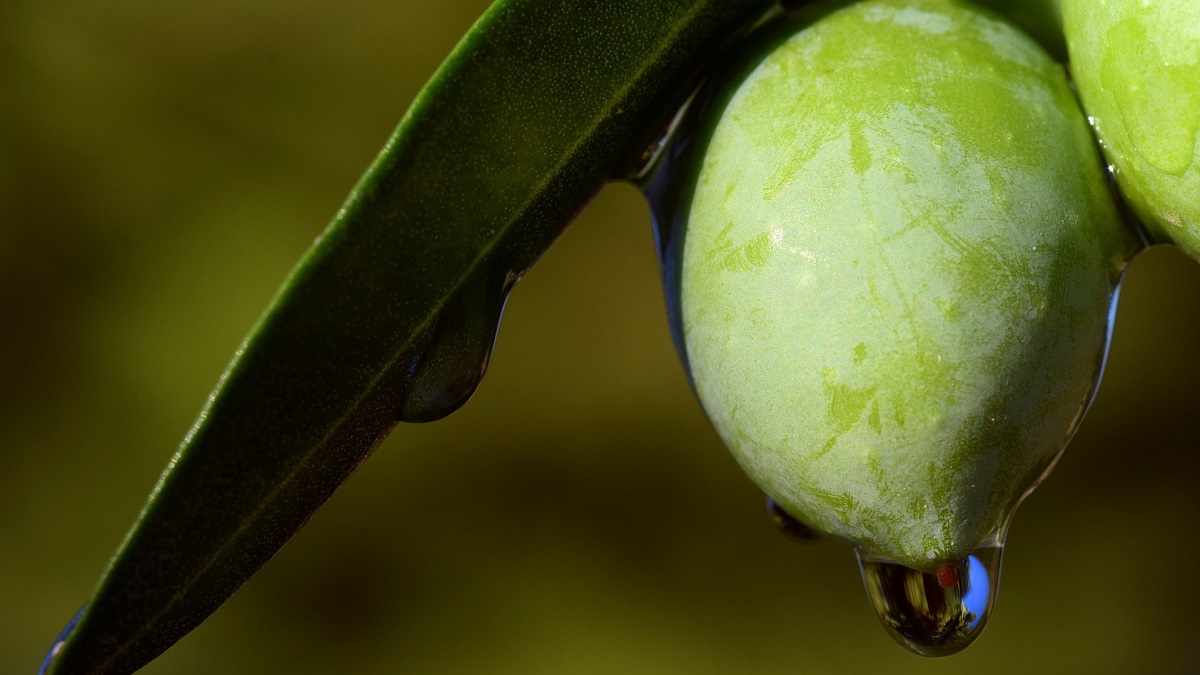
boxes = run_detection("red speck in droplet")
[936,563,959,589]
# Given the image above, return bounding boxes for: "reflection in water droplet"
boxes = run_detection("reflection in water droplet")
[857,541,1003,657]
[766,496,821,543]
[39,605,87,675]
[630,87,700,184]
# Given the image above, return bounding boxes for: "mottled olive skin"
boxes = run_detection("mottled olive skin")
[678,0,1127,570]
[1064,0,1200,260]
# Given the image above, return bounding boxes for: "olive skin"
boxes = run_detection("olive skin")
[1064,0,1200,260]
[675,0,1128,570]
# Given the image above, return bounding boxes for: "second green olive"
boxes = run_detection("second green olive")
[1063,0,1200,260]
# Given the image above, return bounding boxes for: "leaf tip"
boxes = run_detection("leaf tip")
[39,605,87,675]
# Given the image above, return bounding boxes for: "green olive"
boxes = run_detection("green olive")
[1063,0,1200,259]
[674,0,1127,570]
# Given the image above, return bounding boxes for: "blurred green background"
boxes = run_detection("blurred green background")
[3,1,1200,672]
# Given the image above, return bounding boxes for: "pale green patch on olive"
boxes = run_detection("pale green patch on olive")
[677,0,1126,571]
[1064,0,1200,258]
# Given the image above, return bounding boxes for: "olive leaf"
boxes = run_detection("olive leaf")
[44,0,776,673]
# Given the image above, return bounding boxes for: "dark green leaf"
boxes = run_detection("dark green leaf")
[45,0,776,672]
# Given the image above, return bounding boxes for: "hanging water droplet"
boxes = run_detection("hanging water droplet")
[766,497,820,543]
[396,267,513,423]
[39,605,87,675]
[857,541,1003,657]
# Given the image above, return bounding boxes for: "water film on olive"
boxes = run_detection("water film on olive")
[857,540,1004,657]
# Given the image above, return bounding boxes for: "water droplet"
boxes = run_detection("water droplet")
[857,541,1003,657]
[39,605,87,675]
[396,268,513,423]
[766,497,821,543]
